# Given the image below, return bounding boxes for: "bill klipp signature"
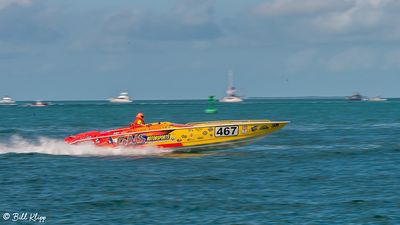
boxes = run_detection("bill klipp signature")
[3,212,46,223]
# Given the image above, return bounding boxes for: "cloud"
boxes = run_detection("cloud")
[0,41,29,59]
[384,50,400,68]
[286,49,318,72]
[327,47,376,71]
[174,0,215,25]
[0,1,61,44]
[310,0,389,33]
[253,0,346,16]
[248,0,400,45]
[102,0,221,42]
[0,0,32,11]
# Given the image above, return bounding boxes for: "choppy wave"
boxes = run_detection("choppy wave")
[370,123,400,128]
[0,136,171,157]
[286,122,400,132]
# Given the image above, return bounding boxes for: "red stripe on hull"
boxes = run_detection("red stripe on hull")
[157,143,183,148]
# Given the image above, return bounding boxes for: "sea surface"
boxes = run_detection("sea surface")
[0,99,399,224]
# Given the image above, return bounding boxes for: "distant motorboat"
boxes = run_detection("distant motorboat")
[109,92,132,103]
[368,96,387,102]
[346,92,368,101]
[219,71,243,103]
[29,101,49,107]
[0,96,16,105]
[219,96,243,103]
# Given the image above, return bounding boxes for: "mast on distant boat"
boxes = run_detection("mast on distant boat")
[226,70,239,96]
[219,70,243,102]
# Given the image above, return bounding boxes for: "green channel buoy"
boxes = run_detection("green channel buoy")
[205,96,218,114]
[205,108,218,114]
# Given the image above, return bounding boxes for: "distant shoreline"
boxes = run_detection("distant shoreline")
[7,96,399,102]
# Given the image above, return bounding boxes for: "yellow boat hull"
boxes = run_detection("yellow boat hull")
[66,120,289,151]
[167,120,288,151]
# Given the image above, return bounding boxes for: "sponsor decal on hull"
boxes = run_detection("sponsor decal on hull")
[146,134,171,142]
[114,134,170,146]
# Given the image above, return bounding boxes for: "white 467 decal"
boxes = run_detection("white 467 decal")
[215,126,239,137]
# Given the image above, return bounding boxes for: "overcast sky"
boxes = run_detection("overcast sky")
[1,0,399,100]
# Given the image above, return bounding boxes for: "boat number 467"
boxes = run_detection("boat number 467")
[215,126,239,137]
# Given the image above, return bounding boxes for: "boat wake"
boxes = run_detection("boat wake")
[0,136,172,157]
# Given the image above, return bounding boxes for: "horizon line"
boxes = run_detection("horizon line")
[7,95,400,102]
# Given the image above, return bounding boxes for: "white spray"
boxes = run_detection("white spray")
[0,136,172,157]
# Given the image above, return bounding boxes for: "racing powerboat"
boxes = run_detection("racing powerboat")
[65,119,289,151]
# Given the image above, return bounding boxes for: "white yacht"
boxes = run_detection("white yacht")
[0,96,16,105]
[109,92,132,103]
[29,100,49,107]
[346,92,368,101]
[219,71,243,103]
[368,96,387,102]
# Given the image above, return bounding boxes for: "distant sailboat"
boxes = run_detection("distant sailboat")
[219,71,243,103]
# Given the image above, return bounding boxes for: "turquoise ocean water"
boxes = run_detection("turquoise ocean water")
[0,99,399,224]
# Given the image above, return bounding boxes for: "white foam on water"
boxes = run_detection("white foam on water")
[371,123,400,128]
[0,136,172,157]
